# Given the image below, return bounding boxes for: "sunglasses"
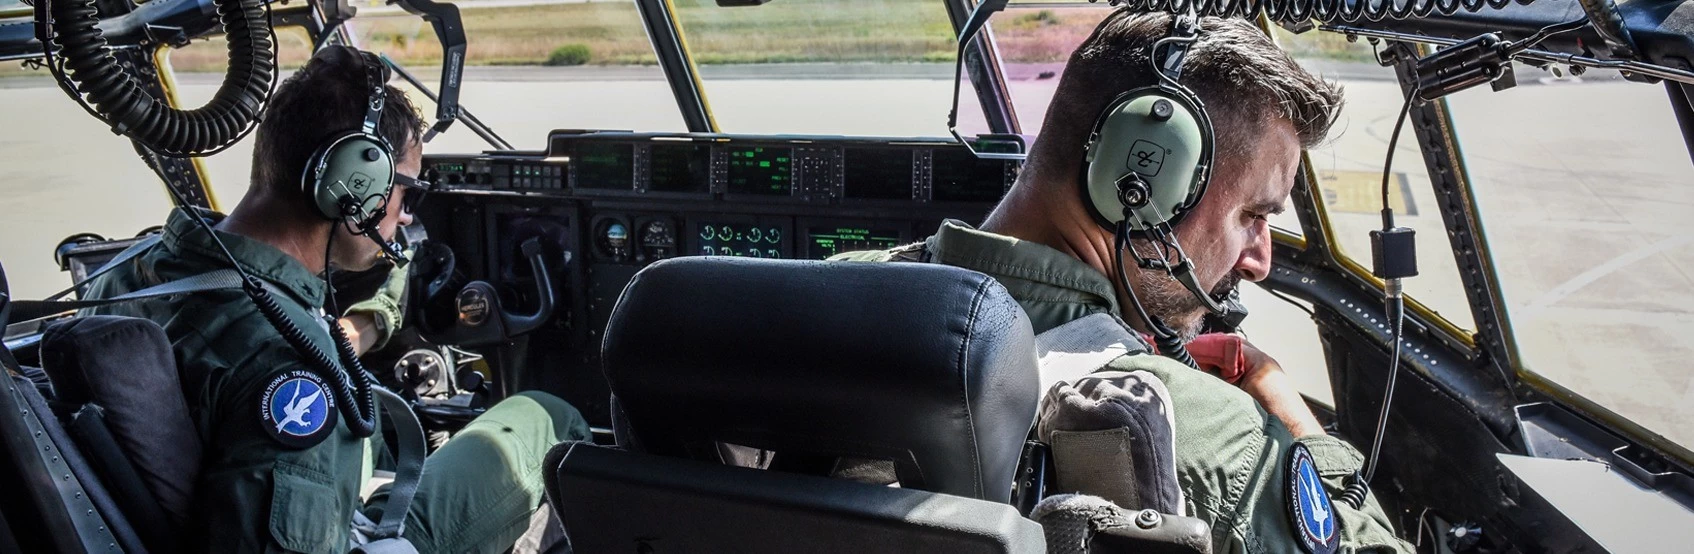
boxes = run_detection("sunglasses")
[393,172,432,215]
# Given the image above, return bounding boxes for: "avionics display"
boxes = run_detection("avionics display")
[697,221,786,258]
[843,148,914,200]
[726,146,792,196]
[574,143,635,190]
[930,149,1007,203]
[649,143,711,193]
[806,226,905,259]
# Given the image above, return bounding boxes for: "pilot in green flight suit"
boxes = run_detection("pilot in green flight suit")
[84,47,589,553]
[836,12,1411,553]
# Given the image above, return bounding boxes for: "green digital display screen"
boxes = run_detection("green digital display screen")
[697,221,785,258]
[649,144,711,193]
[807,226,904,259]
[726,146,792,196]
[931,148,1007,203]
[843,148,913,200]
[574,143,635,190]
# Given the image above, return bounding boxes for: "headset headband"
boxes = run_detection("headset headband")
[357,50,388,140]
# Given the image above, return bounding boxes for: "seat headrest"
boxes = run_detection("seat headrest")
[41,316,200,529]
[603,257,1039,502]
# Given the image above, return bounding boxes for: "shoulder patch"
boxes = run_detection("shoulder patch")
[1287,443,1340,554]
[260,370,338,449]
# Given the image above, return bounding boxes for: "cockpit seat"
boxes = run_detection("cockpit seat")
[37,315,199,552]
[547,257,1046,552]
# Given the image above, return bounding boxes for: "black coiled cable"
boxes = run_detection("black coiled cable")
[1104,0,1534,25]
[46,0,275,156]
[1152,324,1198,367]
[244,275,378,437]
[1114,220,1201,368]
[1337,471,1370,509]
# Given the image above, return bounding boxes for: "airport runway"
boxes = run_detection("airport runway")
[2,68,1689,450]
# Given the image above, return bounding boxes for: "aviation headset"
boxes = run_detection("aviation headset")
[1078,13,1237,363]
[1081,13,1215,235]
[303,47,397,226]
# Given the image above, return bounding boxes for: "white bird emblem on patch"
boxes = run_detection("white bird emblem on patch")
[1305,467,1331,529]
[274,380,323,434]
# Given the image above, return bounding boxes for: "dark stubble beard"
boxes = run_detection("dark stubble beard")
[1132,265,1241,342]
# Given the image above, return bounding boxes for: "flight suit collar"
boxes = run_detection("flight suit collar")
[159,208,327,308]
[926,219,1122,330]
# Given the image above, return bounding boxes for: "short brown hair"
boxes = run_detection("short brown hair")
[250,47,425,205]
[1024,11,1341,181]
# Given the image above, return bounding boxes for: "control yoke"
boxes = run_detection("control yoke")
[410,238,556,347]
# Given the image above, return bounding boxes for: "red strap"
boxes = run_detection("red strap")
[1187,333,1248,384]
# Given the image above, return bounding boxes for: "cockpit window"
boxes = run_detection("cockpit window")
[1447,64,1694,450]
[991,3,1114,135]
[0,80,176,300]
[343,0,684,148]
[0,21,289,299]
[1272,28,1477,332]
[672,0,980,136]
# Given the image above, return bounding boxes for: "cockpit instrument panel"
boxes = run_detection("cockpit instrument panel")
[419,131,1023,427]
[724,146,793,197]
[805,225,906,259]
[647,143,712,194]
[573,142,636,191]
[843,148,917,201]
[695,217,789,258]
[430,132,1019,202]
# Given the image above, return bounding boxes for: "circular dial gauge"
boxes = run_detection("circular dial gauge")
[639,220,676,261]
[596,220,630,261]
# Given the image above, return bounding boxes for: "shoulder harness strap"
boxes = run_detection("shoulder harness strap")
[1035,312,1153,392]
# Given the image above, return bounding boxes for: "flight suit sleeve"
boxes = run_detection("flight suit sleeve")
[1296,434,1411,553]
[193,321,365,553]
[1110,353,1411,553]
[342,261,409,352]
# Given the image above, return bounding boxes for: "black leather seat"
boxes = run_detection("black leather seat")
[0,259,178,553]
[39,316,200,552]
[546,257,1046,552]
[0,310,197,553]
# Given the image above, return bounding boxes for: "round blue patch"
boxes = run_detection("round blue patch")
[1287,443,1339,554]
[260,370,337,449]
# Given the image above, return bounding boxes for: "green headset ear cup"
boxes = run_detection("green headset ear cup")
[1084,87,1213,231]
[305,133,395,221]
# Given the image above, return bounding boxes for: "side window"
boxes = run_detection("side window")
[1271,29,1477,333]
[1238,286,1332,404]
[1446,65,1694,450]
[0,32,177,299]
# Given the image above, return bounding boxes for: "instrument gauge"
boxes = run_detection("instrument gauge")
[639,219,677,261]
[595,219,630,261]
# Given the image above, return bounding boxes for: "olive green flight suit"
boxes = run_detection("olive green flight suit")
[835,220,1411,553]
[84,208,590,553]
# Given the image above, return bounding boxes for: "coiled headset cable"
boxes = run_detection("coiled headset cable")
[1115,219,1200,368]
[158,186,380,438]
